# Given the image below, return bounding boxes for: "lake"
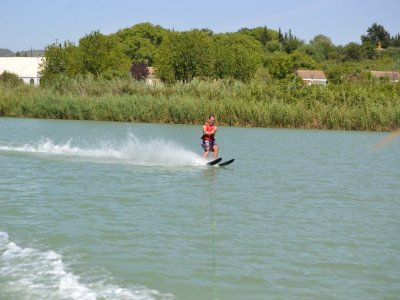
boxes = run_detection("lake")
[0,117,399,300]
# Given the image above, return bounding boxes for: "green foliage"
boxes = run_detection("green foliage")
[299,34,335,61]
[310,34,333,45]
[114,22,168,65]
[281,29,304,54]
[154,30,263,83]
[384,47,400,62]
[4,22,399,132]
[291,51,318,69]
[263,51,317,79]
[212,33,263,81]
[78,31,131,76]
[39,22,399,87]
[0,71,23,87]
[390,34,400,47]
[238,26,278,45]
[361,23,391,48]
[264,52,293,79]
[40,41,81,84]
[338,42,376,62]
[155,31,214,82]
[360,41,376,59]
[41,32,130,83]
[1,77,399,131]
[264,40,281,53]
[325,66,343,84]
[343,42,363,61]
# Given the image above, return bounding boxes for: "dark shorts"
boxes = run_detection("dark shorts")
[202,140,217,152]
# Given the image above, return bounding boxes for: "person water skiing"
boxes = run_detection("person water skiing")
[201,114,219,160]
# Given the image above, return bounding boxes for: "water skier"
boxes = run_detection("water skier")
[201,114,219,160]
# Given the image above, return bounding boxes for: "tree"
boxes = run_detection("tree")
[291,51,318,70]
[212,34,235,79]
[114,22,169,65]
[390,33,400,48]
[278,28,284,43]
[40,41,81,83]
[325,66,343,84]
[281,30,304,54]
[78,31,131,77]
[361,23,391,48]
[212,33,263,81]
[259,26,271,46]
[198,28,214,36]
[306,34,336,61]
[41,42,68,76]
[130,61,149,81]
[155,31,213,82]
[265,40,281,53]
[310,34,333,45]
[343,42,362,61]
[0,71,23,87]
[238,26,277,46]
[360,41,376,59]
[41,35,131,82]
[264,52,293,79]
[384,47,400,62]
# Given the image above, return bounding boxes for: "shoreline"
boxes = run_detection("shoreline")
[1,79,399,132]
[0,115,397,133]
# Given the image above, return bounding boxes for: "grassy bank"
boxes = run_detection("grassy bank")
[1,77,399,131]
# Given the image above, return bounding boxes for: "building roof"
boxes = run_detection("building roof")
[0,57,44,78]
[371,71,400,82]
[296,70,327,80]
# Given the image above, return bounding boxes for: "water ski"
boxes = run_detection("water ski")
[207,157,222,166]
[218,159,235,167]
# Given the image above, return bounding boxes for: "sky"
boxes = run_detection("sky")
[1,0,399,52]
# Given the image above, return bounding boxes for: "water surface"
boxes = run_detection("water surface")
[0,117,399,299]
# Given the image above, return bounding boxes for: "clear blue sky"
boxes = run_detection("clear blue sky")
[2,0,399,52]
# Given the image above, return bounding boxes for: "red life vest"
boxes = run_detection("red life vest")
[202,123,215,141]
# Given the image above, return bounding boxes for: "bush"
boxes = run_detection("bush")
[1,76,399,131]
[0,71,23,87]
[130,61,149,81]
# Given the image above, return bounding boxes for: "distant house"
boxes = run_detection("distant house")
[0,57,44,85]
[295,69,327,85]
[370,71,400,83]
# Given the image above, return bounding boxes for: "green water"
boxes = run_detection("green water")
[0,117,399,300]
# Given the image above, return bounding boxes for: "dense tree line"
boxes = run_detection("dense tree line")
[39,22,400,85]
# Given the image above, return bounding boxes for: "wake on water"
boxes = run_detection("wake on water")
[0,135,187,298]
[0,135,202,297]
[0,134,206,167]
[0,232,174,300]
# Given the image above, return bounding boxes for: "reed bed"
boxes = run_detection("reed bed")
[1,77,399,131]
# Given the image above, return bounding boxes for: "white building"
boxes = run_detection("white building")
[0,57,44,85]
[371,71,400,83]
[296,69,327,86]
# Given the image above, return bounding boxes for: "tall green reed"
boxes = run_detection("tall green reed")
[1,77,399,131]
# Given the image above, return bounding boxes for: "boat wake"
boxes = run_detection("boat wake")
[0,232,174,300]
